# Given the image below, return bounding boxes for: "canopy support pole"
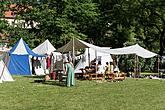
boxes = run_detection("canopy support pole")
[95,50,97,73]
[137,55,140,78]
[116,55,119,69]
[134,54,137,78]
[72,37,75,66]
[88,48,90,67]
[157,56,160,74]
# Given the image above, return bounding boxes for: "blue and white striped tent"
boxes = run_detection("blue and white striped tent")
[8,38,43,75]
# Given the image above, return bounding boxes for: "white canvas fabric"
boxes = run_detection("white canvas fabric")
[0,60,14,83]
[33,39,56,55]
[12,38,29,55]
[0,52,14,83]
[103,44,157,58]
[34,65,45,76]
[134,44,157,58]
[33,58,46,76]
[52,52,62,62]
[78,40,109,53]
[74,48,113,73]
[85,48,113,65]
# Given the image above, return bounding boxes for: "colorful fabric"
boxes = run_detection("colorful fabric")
[46,56,51,69]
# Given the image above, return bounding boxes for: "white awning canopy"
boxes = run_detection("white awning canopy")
[103,44,157,58]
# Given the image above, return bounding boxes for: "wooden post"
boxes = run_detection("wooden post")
[72,37,75,66]
[158,55,160,74]
[134,54,137,78]
[116,55,118,68]
[136,55,139,78]
[95,50,97,73]
[88,48,90,67]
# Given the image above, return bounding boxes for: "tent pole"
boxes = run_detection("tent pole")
[157,56,160,74]
[88,48,90,67]
[137,55,139,78]
[95,50,97,73]
[134,54,136,78]
[116,55,118,69]
[72,37,75,66]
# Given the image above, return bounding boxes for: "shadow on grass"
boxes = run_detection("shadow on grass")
[31,79,66,87]
[23,75,45,79]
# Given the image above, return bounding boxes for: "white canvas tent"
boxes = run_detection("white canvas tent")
[33,39,56,55]
[0,52,14,83]
[101,44,158,75]
[32,40,56,75]
[32,40,63,75]
[74,48,113,73]
[8,38,44,75]
[102,44,157,58]
[57,38,113,73]
[57,38,112,63]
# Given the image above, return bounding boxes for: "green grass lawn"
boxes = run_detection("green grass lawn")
[0,76,165,110]
[140,72,159,75]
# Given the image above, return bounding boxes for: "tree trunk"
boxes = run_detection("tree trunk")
[159,27,165,56]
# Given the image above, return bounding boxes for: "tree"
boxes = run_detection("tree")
[133,0,165,56]
[0,1,12,45]
[93,0,138,47]
[94,0,165,56]
[12,0,99,48]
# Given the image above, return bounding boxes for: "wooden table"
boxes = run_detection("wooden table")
[79,68,90,80]
[89,73,104,80]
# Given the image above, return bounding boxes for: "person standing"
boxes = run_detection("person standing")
[64,58,75,87]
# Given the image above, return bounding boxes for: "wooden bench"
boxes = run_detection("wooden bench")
[113,72,126,81]
[106,72,126,82]
[89,73,104,80]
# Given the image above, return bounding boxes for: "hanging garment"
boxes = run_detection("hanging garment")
[46,56,51,69]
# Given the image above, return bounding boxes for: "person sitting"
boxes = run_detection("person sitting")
[104,62,109,73]
[110,62,114,73]
[90,58,96,68]
[96,61,105,74]
[104,62,110,79]
[85,66,95,73]
[114,65,120,77]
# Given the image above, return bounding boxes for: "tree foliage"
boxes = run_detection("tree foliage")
[9,0,99,48]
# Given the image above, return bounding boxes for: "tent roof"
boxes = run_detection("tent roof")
[33,39,56,55]
[57,38,107,53]
[103,44,157,58]
[9,38,43,57]
[57,38,88,52]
